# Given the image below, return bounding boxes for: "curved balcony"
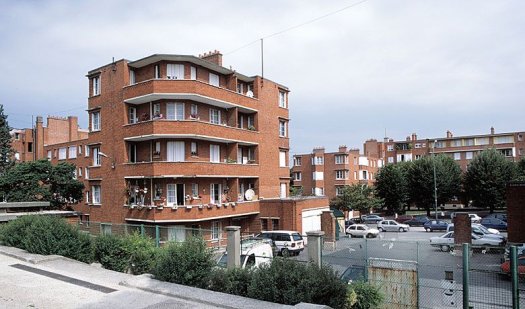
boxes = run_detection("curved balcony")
[122,119,259,145]
[121,161,260,178]
[124,200,260,223]
[123,79,258,113]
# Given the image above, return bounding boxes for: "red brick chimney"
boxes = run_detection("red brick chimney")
[446,130,453,138]
[68,116,78,141]
[199,50,222,66]
[411,133,417,141]
[338,145,347,153]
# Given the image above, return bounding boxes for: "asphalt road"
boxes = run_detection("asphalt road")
[293,227,524,308]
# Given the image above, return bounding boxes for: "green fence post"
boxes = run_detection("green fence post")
[140,224,145,237]
[416,241,420,308]
[155,225,160,247]
[462,243,470,309]
[511,245,520,309]
[364,238,368,282]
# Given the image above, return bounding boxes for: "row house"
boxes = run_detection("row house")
[291,145,383,200]
[371,128,525,171]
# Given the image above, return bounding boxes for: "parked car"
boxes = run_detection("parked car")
[423,220,448,232]
[500,256,525,278]
[447,224,505,241]
[256,230,304,256]
[430,231,505,252]
[484,213,507,222]
[405,215,430,227]
[395,215,414,223]
[217,238,273,269]
[362,215,384,224]
[480,218,508,231]
[346,224,380,238]
[377,220,409,232]
[340,265,365,284]
[503,244,525,261]
[345,219,358,229]
[469,214,482,223]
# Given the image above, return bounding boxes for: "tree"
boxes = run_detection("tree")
[463,149,516,213]
[375,164,408,214]
[516,158,525,181]
[330,184,383,213]
[0,159,84,209]
[407,155,462,216]
[0,105,14,175]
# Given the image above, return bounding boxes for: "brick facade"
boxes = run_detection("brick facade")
[506,182,525,243]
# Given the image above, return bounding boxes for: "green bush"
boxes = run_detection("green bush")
[0,215,93,263]
[208,267,253,297]
[346,281,383,309]
[152,237,214,288]
[94,232,157,274]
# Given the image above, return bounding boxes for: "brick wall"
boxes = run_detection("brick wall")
[507,182,525,243]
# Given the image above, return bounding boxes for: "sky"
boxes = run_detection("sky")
[1,0,524,156]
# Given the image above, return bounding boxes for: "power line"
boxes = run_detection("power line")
[225,0,368,55]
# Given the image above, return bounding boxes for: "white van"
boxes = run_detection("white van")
[217,238,273,269]
[256,230,305,256]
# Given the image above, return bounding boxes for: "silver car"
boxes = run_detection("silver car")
[377,220,409,232]
[345,224,380,238]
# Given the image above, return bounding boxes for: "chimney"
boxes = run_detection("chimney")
[446,130,453,138]
[338,145,347,153]
[491,126,495,135]
[199,50,223,66]
[411,133,417,141]
[406,136,410,142]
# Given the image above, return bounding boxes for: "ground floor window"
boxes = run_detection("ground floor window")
[211,221,221,241]
[100,223,112,236]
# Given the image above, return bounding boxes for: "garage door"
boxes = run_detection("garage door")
[302,209,325,235]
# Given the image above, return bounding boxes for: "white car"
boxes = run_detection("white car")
[377,220,409,232]
[447,224,504,241]
[469,214,482,223]
[346,224,380,238]
[430,231,505,252]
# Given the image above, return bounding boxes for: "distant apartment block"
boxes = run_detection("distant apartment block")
[367,128,525,171]
[291,145,383,200]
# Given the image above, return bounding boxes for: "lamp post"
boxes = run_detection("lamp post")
[432,140,438,220]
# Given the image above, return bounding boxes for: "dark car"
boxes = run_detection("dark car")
[484,213,507,222]
[345,219,358,229]
[363,215,384,224]
[405,215,430,227]
[340,265,365,284]
[480,218,507,231]
[396,215,414,223]
[423,220,448,232]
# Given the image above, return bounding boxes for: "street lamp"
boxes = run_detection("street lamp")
[432,140,438,220]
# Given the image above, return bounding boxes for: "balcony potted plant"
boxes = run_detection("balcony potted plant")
[189,113,199,120]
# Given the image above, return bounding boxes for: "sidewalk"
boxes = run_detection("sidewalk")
[0,246,327,309]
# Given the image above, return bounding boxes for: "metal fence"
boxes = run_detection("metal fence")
[319,237,524,309]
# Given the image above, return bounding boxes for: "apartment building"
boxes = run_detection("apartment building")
[291,145,383,200]
[42,51,329,239]
[10,116,88,163]
[373,128,525,171]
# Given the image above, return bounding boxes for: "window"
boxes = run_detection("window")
[166,102,184,120]
[279,121,286,137]
[312,156,324,165]
[500,149,513,157]
[69,146,77,159]
[247,147,255,161]
[279,91,286,108]
[85,145,90,157]
[210,184,221,205]
[129,144,137,163]
[78,167,82,177]
[15,133,20,140]
[279,151,286,167]
[335,155,347,164]
[494,136,514,144]
[237,83,244,94]
[59,148,67,160]
[100,224,112,236]
[354,171,357,179]
[280,183,287,198]
[476,137,490,145]
[247,116,254,129]
[166,184,177,206]
[415,154,421,160]
[465,152,473,160]
[93,147,101,166]
[47,150,52,160]
[434,141,446,148]
[190,66,196,80]
[14,152,20,160]
[91,111,100,131]
[209,73,219,87]
[129,70,135,85]
[154,65,160,79]
[335,170,348,180]
[191,142,198,156]
[92,185,101,204]
[464,139,474,146]
[362,171,368,180]
[85,191,90,204]
[211,221,221,241]
[387,145,394,151]
[191,183,199,198]
[453,153,461,161]
[519,134,523,141]
[312,171,324,180]
[414,143,421,149]
[314,187,324,196]
[78,145,82,155]
[209,109,221,124]
[452,140,462,147]
[28,142,33,153]
[190,104,198,118]
[129,106,137,124]
[167,64,184,79]
[335,187,345,196]
[238,115,244,129]
[92,76,100,96]
[210,144,220,163]
[167,141,185,162]
[154,141,161,156]
[85,167,89,179]
[247,84,253,96]
[293,156,302,166]
[293,172,302,181]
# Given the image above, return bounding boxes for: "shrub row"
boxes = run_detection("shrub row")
[0,216,382,308]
